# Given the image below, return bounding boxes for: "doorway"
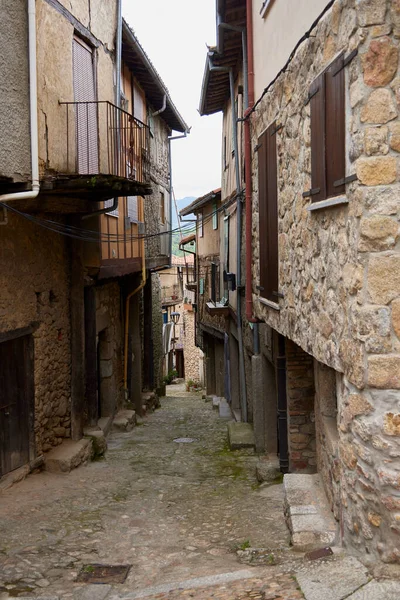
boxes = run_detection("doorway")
[175,349,185,379]
[0,334,34,477]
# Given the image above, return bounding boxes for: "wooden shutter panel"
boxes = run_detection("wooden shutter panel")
[325,53,345,198]
[258,130,268,295]
[266,123,278,302]
[310,73,326,202]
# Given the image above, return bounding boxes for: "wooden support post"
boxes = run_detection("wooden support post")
[70,220,84,440]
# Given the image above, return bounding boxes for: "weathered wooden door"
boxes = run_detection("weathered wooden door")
[73,36,99,174]
[0,335,34,477]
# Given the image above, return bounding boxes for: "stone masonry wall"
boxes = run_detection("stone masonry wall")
[183,307,202,383]
[0,213,71,456]
[286,340,317,473]
[95,281,124,415]
[151,272,163,393]
[251,0,400,564]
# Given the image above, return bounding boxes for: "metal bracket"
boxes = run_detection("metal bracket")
[333,174,357,188]
[304,86,319,106]
[332,49,358,76]
[271,123,283,136]
[302,187,321,198]
[254,143,262,153]
[272,291,284,299]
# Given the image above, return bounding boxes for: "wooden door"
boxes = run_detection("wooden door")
[73,37,99,174]
[0,335,34,477]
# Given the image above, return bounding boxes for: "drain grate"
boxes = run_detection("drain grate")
[173,437,197,443]
[77,564,131,584]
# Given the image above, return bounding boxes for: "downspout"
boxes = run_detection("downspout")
[153,94,167,117]
[209,57,247,422]
[0,0,40,204]
[245,0,255,321]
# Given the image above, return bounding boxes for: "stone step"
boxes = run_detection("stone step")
[44,439,92,473]
[112,409,136,432]
[227,422,255,450]
[218,398,232,419]
[284,473,338,551]
[212,395,221,409]
[84,427,107,457]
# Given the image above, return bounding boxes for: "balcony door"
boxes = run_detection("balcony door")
[73,37,99,174]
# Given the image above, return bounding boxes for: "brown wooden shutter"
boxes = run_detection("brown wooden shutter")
[258,130,268,295]
[266,122,278,302]
[258,123,279,302]
[325,53,345,198]
[310,73,326,202]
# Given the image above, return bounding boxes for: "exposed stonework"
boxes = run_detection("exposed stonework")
[183,307,202,383]
[0,214,71,456]
[250,0,400,565]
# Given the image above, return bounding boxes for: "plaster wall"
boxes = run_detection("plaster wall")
[252,0,329,100]
[0,0,31,182]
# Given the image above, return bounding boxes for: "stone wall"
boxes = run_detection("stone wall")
[0,213,71,456]
[151,272,164,393]
[250,0,400,564]
[95,281,124,416]
[286,340,316,473]
[183,307,202,383]
[0,0,31,182]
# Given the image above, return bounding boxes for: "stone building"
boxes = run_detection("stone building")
[198,0,400,567]
[0,0,187,482]
[160,254,203,383]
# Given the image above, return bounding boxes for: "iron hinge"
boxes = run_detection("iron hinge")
[302,187,320,198]
[333,174,357,188]
[332,49,358,76]
[304,86,319,106]
[271,123,283,136]
[272,291,284,299]
[254,143,262,153]
[256,285,264,291]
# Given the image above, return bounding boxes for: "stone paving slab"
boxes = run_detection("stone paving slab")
[295,556,370,600]
[346,579,400,599]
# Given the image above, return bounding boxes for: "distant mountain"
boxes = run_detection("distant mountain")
[172,196,196,230]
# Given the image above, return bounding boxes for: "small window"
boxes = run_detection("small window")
[160,192,165,224]
[198,212,204,238]
[212,200,218,230]
[308,53,345,203]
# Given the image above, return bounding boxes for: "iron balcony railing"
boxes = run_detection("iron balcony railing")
[59,101,150,183]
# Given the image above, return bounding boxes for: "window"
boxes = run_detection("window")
[223,136,227,170]
[212,200,218,230]
[223,216,229,295]
[127,196,138,223]
[198,212,204,238]
[308,53,345,203]
[258,121,278,303]
[211,263,218,303]
[160,192,165,224]
[199,278,205,295]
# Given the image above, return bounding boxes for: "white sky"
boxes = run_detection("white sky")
[122,0,222,200]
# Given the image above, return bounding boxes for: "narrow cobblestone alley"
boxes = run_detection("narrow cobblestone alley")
[0,386,304,599]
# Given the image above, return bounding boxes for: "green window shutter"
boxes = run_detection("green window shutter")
[199,278,204,295]
[212,201,218,230]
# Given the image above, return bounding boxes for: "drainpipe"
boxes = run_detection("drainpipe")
[0,0,40,205]
[209,57,247,422]
[245,0,255,322]
[153,94,167,117]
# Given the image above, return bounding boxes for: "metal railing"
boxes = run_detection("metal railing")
[59,101,150,182]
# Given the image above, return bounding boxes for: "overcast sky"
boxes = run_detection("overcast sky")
[122,0,222,201]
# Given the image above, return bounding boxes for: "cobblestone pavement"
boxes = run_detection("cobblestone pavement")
[0,385,304,599]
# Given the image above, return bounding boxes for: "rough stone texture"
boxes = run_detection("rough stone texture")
[390,121,400,152]
[346,579,400,599]
[227,422,255,449]
[151,272,164,393]
[362,37,398,87]
[360,88,397,124]
[112,410,136,432]
[0,1,31,181]
[183,308,203,383]
[44,439,92,473]
[0,214,72,457]
[249,0,400,566]
[84,428,107,457]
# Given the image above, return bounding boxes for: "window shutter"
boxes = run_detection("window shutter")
[212,201,218,230]
[265,122,278,302]
[310,73,326,203]
[258,130,268,295]
[325,53,345,197]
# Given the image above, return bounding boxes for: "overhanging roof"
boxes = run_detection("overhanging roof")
[180,189,221,216]
[122,20,189,133]
[199,0,246,116]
